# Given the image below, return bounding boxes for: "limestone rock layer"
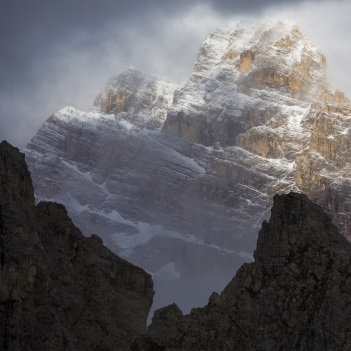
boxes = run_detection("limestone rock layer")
[0,141,154,350]
[24,20,351,315]
[92,67,177,130]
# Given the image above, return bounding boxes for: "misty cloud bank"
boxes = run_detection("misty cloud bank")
[1,0,350,149]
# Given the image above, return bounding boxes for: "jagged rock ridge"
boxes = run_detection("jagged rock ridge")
[24,20,351,316]
[148,192,351,350]
[5,139,351,349]
[0,140,154,350]
[93,67,177,130]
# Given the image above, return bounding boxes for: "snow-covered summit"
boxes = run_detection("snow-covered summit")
[193,20,328,99]
[163,20,350,148]
[92,67,178,130]
[55,106,86,120]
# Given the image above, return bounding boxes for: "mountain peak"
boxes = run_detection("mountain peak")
[148,192,351,350]
[92,67,178,130]
[254,192,348,275]
[193,19,328,101]
[163,19,350,147]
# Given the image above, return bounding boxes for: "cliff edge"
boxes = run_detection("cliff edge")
[148,192,351,350]
[0,140,154,350]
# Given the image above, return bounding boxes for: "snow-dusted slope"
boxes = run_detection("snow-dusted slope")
[25,20,351,318]
[164,20,347,146]
[164,19,351,239]
[25,102,262,317]
[92,67,177,130]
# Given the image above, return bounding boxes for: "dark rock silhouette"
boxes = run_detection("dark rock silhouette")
[0,140,154,350]
[148,192,351,350]
[2,139,351,350]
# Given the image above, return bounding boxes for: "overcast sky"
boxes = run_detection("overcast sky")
[1,0,350,149]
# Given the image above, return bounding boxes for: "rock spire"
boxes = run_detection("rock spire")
[148,192,351,350]
[0,140,154,350]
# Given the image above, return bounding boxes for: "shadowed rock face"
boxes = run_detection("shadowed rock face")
[4,140,351,350]
[0,140,154,350]
[148,192,351,351]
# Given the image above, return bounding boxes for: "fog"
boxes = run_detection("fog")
[1,1,351,149]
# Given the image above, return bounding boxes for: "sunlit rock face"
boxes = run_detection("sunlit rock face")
[163,20,332,146]
[164,19,351,239]
[92,67,177,130]
[25,20,351,317]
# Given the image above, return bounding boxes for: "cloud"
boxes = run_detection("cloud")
[0,3,229,149]
[1,0,350,149]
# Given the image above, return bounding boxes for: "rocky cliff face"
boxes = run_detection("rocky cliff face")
[162,20,351,240]
[163,21,329,146]
[5,140,351,350]
[24,20,351,316]
[148,192,351,350]
[92,67,177,130]
[0,140,154,350]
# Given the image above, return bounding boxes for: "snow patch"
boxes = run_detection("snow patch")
[238,251,254,261]
[118,118,135,131]
[154,262,180,280]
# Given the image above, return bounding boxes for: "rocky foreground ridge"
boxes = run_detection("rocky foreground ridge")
[0,141,154,350]
[2,140,351,350]
[147,192,351,350]
[25,20,351,315]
